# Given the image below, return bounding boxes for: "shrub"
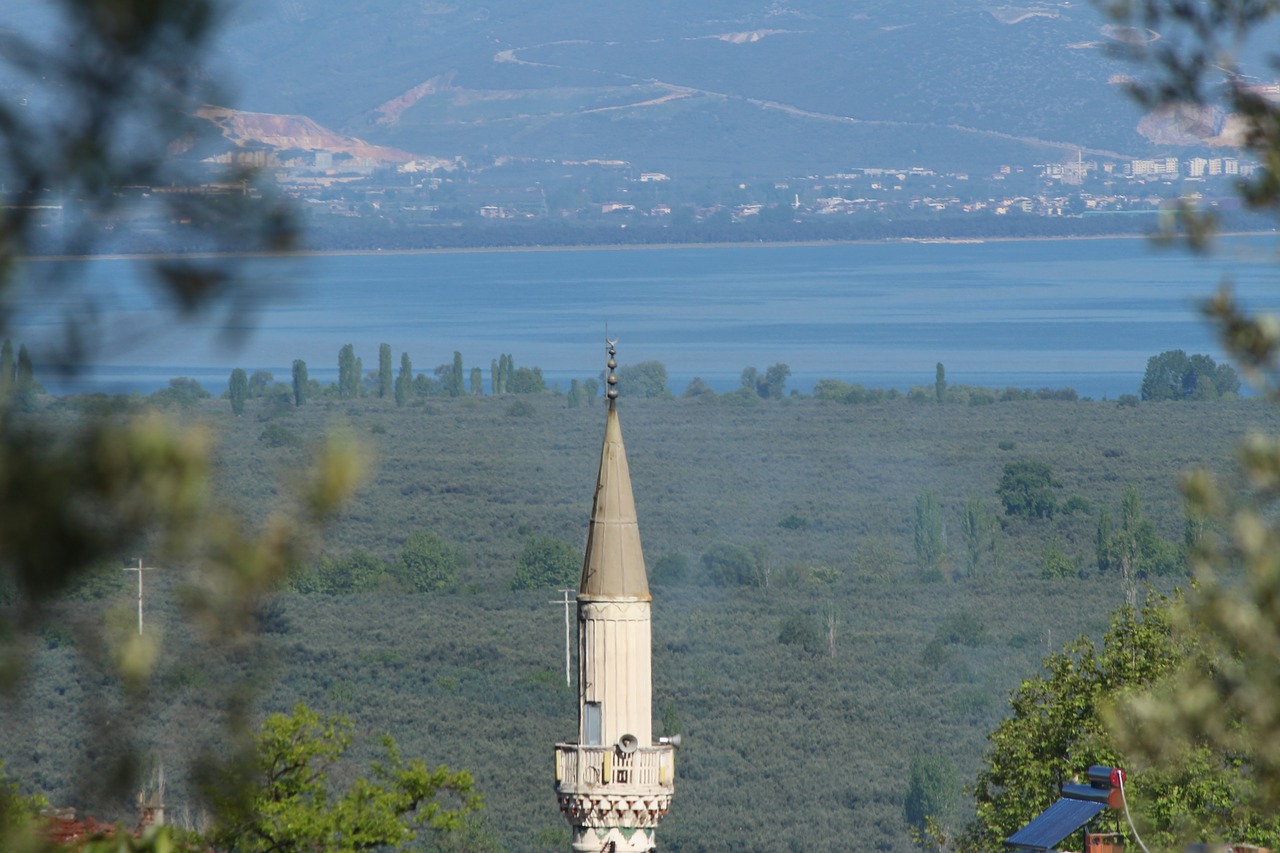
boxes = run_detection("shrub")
[701,543,765,587]
[259,423,303,448]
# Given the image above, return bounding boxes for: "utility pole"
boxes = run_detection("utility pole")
[549,588,574,687]
[123,557,157,635]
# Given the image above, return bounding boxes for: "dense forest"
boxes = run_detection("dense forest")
[1,381,1270,852]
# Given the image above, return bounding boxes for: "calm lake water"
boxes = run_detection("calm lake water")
[18,236,1280,398]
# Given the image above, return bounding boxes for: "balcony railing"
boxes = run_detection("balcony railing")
[554,743,675,792]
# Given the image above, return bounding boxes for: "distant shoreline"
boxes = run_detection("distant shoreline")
[21,230,1278,263]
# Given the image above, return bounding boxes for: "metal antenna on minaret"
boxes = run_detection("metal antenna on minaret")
[122,557,158,635]
[549,588,575,687]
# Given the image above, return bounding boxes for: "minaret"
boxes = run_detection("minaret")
[554,340,676,853]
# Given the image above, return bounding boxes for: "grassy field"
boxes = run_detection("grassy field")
[4,390,1274,852]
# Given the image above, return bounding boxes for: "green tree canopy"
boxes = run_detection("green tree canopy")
[961,593,1277,852]
[206,703,479,853]
[904,753,958,832]
[396,531,465,593]
[291,359,308,407]
[1140,350,1239,401]
[997,461,1059,519]
[510,536,580,590]
[616,361,669,398]
[229,368,249,416]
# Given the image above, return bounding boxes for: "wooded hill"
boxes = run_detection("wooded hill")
[4,390,1273,852]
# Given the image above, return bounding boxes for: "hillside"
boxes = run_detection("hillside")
[208,0,1169,176]
[1,391,1273,851]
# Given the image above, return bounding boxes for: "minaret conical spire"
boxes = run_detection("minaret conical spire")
[579,339,650,601]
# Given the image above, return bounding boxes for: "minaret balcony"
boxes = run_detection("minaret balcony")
[554,742,676,794]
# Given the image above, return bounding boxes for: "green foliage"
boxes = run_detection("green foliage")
[150,377,210,409]
[395,353,413,407]
[616,361,669,398]
[935,362,946,404]
[997,461,1059,519]
[904,753,958,831]
[294,552,388,594]
[650,552,689,584]
[11,346,35,413]
[701,542,766,587]
[206,703,480,853]
[913,488,945,575]
[259,423,303,449]
[0,340,12,401]
[378,343,393,399]
[740,363,791,399]
[338,344,357,398]
[444,351,465,398]
[683,377,717,399]
[292,359,308,407]
[962,596,1183,851]
[1140,350,1240,401]
[959,496,1000,577]
[934,611,988,647]
[229,368,248,416]
[777,612,822,653]
[506,399,536,418]
[1039,537,1076,579]
[508,366,546,395]
[397,531,465,593]
[249,371,273,398]
[510,536,579,590]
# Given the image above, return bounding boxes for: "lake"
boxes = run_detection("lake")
[16,236,1280,398]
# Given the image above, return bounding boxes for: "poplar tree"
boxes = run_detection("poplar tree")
[935,362,946,403]
[338,344,356,398]
[447,351,464,397]
[228,368,248,416]
[490,359,499,397]
[469,366,482,396]
[291,359,308,407]
[13,345,35,412]
[396,353,412,407]
[378,343,393,398]
[354,356,363,398]
[0,339,12,397]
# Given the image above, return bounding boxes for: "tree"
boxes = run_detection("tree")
[354,356,364,397]
[905,753,958,835]
[229,368,249,416]
[292,359,308,407]
[701,542,766,587]
[508,366,547,394]
[11,346,35,413]
[1140,350,1239,401]
[616,361,669,398]
[378,343,393,398]
[445,351,465,398]
[913,488,945,575]
[249,370,273,398]
[763,362,791,399]
[510,536,579,590]
[338,344,357,398]
[959,496,997,578]
[0,3,363,849]
[397,531,465,593]
[961,594,1276,852]
[935,362,946,403]
[997,461,1059,519]
[0,340,12,399]
[206,703,479,853]
[396,352,413,407]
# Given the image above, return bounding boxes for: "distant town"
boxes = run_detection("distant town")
[24,145,1270,255]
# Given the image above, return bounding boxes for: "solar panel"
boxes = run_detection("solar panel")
[1005,798,1108,851]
